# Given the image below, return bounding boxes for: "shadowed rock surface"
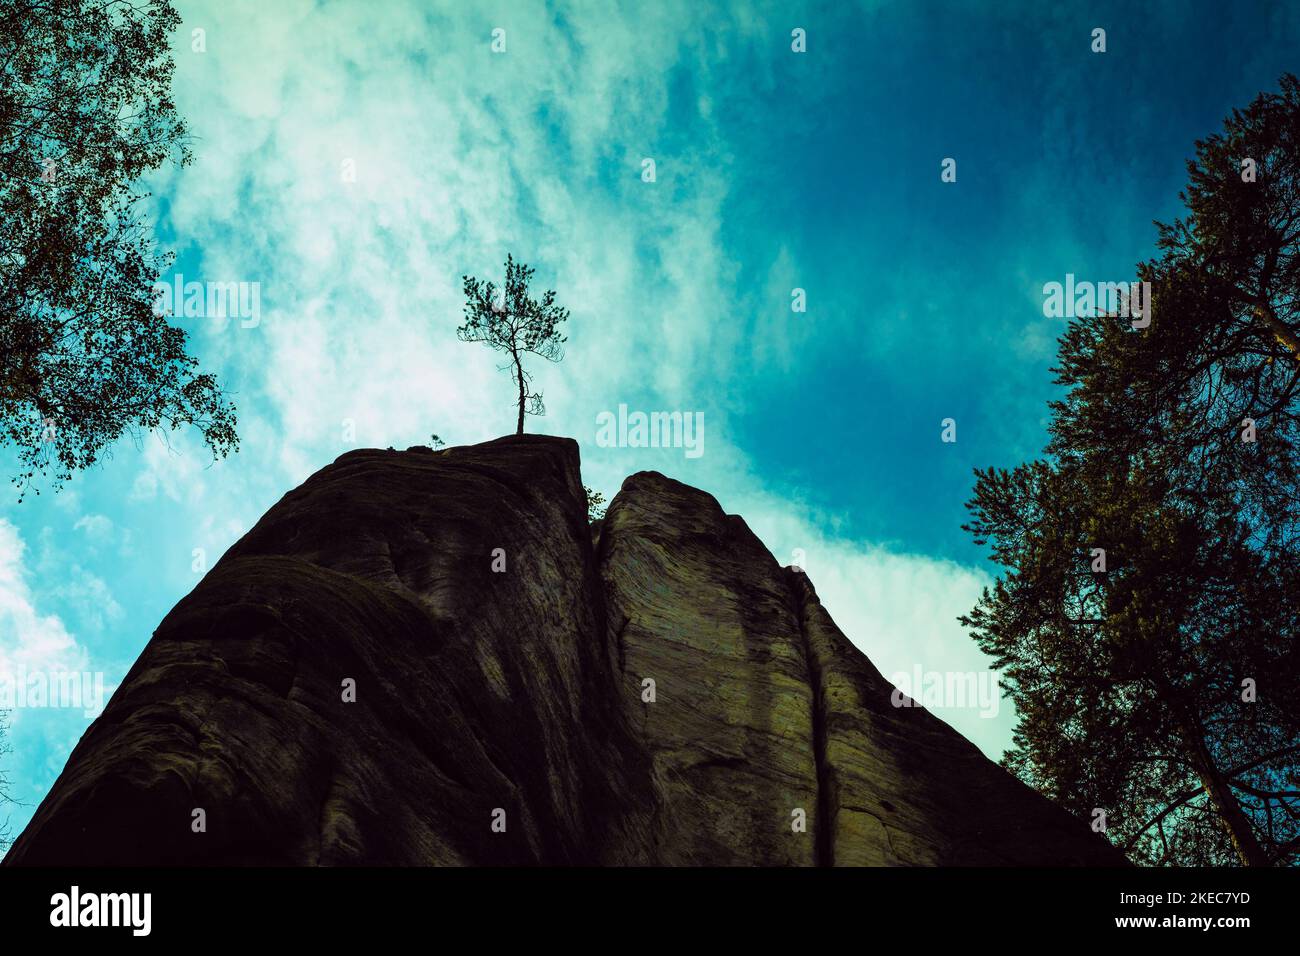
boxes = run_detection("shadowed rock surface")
[5,436,1125,866]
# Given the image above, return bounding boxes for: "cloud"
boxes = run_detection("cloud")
[0,520,87,679]
[152,0,775,464]
[0,522,116,842]
[43,569,124,636]
[72,514,113,543]
[126,433,212,504]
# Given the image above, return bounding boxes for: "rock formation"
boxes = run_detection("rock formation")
[5,436,1125,866]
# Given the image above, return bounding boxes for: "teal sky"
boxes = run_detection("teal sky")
[4,0,1300,845]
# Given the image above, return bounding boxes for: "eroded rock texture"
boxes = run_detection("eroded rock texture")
[6,436,1124,866]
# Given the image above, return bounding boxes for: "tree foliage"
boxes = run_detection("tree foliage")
[584,485,606,522]
[458,255,567,436]
[0,0,237,498]
[964,76,1300,866]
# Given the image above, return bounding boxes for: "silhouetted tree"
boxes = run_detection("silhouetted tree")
[964,77,1300,867]
[458,255,567,435]
[0,0,237,498]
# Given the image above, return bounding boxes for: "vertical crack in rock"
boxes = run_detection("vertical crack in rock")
[787,567,835,867]
[613,615,631,674]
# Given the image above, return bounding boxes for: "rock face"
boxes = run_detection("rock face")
[5,436,1124,866]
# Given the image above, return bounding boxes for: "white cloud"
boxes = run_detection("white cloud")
[128,468,158,502]
[127,433,212,505]
[0,519,90,691]
[72,514,113,543]
[45,569,124,636]
[154,0,762,466]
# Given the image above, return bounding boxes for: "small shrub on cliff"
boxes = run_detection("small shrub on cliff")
[584,486,606,522]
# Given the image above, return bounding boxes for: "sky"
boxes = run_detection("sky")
[3,0,1300,846]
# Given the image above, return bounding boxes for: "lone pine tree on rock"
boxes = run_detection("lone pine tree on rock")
[458,255,568,435]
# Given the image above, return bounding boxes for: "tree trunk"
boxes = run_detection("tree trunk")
[513,350,525,435]
[1182,715,1271,866]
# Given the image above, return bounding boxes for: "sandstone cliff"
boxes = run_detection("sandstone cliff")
[5,436,1125,865]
